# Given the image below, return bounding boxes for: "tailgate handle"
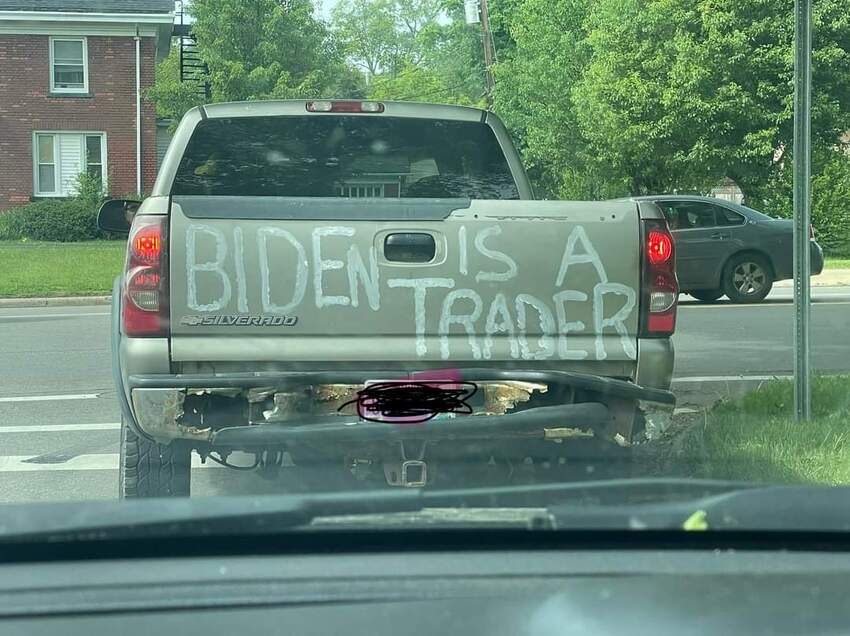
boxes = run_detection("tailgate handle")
[384,233,436,263]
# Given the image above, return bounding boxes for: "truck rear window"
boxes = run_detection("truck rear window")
[171,116,519,199]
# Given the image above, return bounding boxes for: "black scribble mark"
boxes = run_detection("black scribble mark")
[338,381,478,424]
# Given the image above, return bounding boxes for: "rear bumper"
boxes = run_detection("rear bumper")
[811,240,825,276]
[126,369,675,447]
[775,240,824,280]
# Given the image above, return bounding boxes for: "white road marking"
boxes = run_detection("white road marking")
[0,393,99,403]
[673,374,791,383]
[0,312,109,319]
[0,453,228,472]
[680,301,850,308]
[0,422,120,434]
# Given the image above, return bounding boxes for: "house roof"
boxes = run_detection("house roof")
[0,0,173,13]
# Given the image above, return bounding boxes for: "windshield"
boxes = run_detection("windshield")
[173,116,520,198]
[1,0,849,547]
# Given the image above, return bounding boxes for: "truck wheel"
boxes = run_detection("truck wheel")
[119,418,191,498]
[722,254,773,303]
[688,289,723,302]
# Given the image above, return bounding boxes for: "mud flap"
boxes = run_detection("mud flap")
[596,397,641,447]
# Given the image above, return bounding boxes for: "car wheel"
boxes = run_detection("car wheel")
[722,254,773,303]
[688,289,724,302]
[119,417,191,498]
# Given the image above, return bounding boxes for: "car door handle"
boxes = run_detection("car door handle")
[384,233,437,263]
[710,232,730,240]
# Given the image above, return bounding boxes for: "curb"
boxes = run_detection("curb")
[776,268,850,287]
[0,295,111,308]
[671,377,782,408]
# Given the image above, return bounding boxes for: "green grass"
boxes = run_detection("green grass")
[692,375,850,485]
[0,240,125,297]
[825,258,850,269]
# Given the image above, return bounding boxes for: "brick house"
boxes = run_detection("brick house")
[0,0,173,211]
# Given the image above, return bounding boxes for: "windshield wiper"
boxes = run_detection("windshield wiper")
[0,478,755,543]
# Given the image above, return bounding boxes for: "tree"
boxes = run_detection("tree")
[368,62,480,105]
[415,0,487,105]
[492,0,600,198]
[746,148,850,252]
[495,0,850,199]
[330,0,487,105]
[189,0,357,101]
[148,0,364,121]
[331,0,406,78]
[145,45,206,125]
[331,0,444,80]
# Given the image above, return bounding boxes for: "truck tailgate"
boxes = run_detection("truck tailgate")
[168,197,641,364]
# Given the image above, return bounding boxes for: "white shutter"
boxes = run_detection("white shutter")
[58,134,83,196]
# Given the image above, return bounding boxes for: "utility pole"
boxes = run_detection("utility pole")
[793,0,812,420]
[466,0,496,106]
[479,0,496,106]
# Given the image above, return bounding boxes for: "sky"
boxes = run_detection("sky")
[174,0,340,23]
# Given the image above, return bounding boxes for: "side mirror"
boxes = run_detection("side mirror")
[97,199,141,234]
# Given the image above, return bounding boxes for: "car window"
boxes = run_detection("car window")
[733,202,775,220]
[660,201,718,229]
[715,207,747,226]
[172,116,520,199]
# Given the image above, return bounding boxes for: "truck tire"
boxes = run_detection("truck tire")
[722,254,773,303]
[119,418,191,498]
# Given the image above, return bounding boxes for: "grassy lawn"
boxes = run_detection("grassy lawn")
[692,375,850,485]
[0,240,125,297]
[825,258,850,269]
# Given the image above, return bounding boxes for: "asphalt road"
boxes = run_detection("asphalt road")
[2,286,849,504]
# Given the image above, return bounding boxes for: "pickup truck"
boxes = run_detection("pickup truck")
[98,99,678,498]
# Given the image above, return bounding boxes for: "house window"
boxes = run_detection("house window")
[50,37,88,93]
[36,135,56,194]
[34,132,107,197]
[85,135,103,181]
[335,184,387,198]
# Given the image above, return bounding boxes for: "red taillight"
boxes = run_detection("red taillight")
[132,226,162,264]
[306,100,385,113]
[640,219,678,337]
[647,230,672,265]
[123,215,168,337]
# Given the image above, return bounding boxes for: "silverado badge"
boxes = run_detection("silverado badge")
[180,315,298,327]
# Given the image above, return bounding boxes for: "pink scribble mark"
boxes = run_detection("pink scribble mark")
[358,368,467,425]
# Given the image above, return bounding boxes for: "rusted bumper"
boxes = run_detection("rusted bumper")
[127,369,675,445]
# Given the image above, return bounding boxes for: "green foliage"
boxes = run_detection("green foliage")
[145,0,850,212]
[368,63,484,106]
[145,45,206,124]
[494,0,850,199]
[0,240,125,298]
[0,174,113,242]
[696,376,850,485]
[493,0,600,198]
[332,0,416,77]
[148,0,364,122]
[746,148,850,252]
[714,375,850,420]
[808,153,850,253]
[191,0,351,101]
[0,199,108,242]
[332,0,485,105]
[73,172,108,208]
[418,0,487,105]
